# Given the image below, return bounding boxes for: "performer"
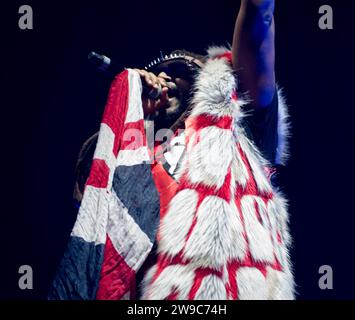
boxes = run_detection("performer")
[51,0,294,300]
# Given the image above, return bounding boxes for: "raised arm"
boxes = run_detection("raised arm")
[232,0,275,108]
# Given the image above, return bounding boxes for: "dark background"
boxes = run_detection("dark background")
[1,0,355,299]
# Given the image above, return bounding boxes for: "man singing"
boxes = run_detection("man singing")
[50,0,295,300]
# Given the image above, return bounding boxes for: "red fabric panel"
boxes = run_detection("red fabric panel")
[86,159,110,189]
[101,70,130,157]
[96,235,135,300]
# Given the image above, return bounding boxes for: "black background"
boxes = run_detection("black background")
[1,0,355,299]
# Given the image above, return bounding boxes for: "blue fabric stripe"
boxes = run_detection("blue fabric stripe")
[112,163,160,243]
[48,236,104,300]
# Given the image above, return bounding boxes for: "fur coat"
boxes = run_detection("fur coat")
[141,47,295,300]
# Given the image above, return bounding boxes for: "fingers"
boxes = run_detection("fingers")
[134,69,172,89]
[139,70,160,89]
[157,76,167,88]
[133,69,175,115]
[133,69,158,89]
[158,72,172,81]
[133,68,147,80]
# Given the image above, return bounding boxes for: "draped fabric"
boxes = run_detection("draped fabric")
[49,69,159,300]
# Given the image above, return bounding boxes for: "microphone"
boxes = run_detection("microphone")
[88,52,179,100]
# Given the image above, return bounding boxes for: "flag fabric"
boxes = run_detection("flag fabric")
[48,69,160,300]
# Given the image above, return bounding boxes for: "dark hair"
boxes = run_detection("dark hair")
[170,49,206,61]
[145,49,206,83]
[73,132,98,202]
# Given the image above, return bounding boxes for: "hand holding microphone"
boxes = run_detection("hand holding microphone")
[88,52,178,98]
[133,69,178,115]
[88,52,179,115]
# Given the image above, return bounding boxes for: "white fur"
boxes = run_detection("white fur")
[194,275,227,300]
[273,194,292,248]
[266,199,280,251]
[142,265,195,300]
[207,45,232,58]
[158,189,199,257]
[228,200,248,261]
[237,267,268,300]
[139,265,157,298]
[240,195,274,263]
[269,195,294,288]
[254,196,271,229]
[276,88,291,165]
[266,197,293,287]
[184,196,246,269]
[238,133,273,194]
[231,146,250,189]
[266,267,294,300]
[187,126,234,189]
[190,59,245,119]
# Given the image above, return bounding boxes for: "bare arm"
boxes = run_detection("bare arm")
[232,0,275,108]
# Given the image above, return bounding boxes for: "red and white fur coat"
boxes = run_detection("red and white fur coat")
[141,47,294,300]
